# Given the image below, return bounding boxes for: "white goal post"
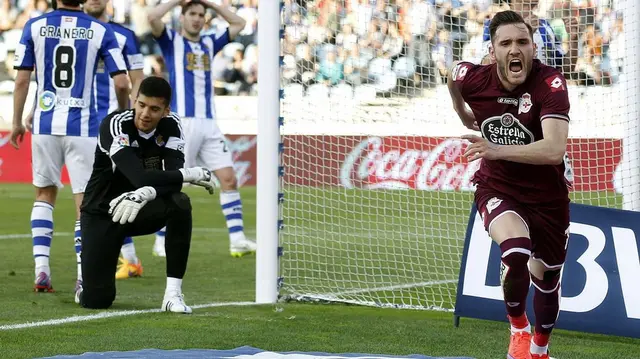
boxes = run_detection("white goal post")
[256,0,640,310]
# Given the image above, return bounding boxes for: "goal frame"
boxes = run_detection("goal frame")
[255,0,640,305]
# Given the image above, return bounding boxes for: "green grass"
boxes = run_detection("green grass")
[0,184,637,359]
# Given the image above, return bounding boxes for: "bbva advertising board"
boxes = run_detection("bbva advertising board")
[455,203,640,338]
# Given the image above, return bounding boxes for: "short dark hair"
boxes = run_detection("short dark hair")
[52,0,85,9]
[138,77,172,105]
[182,0,206,15]
[489,10,534,43]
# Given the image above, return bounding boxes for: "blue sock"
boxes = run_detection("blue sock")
[74,220,82,280]
[220,191,244,242]
[31,201,54,277]
[121,237,138,264]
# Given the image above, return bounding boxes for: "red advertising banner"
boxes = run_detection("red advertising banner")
[0,131,623,193]
[284,136,622,192]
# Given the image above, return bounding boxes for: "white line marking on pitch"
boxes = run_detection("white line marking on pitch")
[0,301,255,331]
[0,228,256,240]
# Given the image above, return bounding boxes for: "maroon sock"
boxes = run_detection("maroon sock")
[532,273,561,337]
[499,237,532,318]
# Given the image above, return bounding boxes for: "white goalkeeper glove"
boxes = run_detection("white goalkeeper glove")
[109,186,157,224]
[179,167,216,194]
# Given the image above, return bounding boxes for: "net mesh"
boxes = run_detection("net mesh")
[278,0,637,310]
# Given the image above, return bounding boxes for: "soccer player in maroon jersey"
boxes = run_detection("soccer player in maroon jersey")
[448,10,571,359]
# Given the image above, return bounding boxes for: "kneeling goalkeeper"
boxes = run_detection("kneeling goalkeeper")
[77,77,215,313]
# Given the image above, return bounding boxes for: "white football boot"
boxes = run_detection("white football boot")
[230,237,257,258]
[162,291,192,314]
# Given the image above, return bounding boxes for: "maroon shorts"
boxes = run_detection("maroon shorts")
[475,186,570,268]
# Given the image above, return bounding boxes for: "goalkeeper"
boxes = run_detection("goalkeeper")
[76,77,215,313]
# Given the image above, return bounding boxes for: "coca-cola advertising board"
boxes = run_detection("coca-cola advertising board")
[284,136,622,192]
[0,131,623,192]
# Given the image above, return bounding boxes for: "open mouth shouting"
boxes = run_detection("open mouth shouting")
[509,58,523,75]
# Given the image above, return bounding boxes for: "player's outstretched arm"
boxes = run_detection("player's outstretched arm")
[148,0,182,38]
[204,0,247,41]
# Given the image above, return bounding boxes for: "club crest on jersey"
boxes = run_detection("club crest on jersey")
[155,135,166,147]
[39,91,56,112]
[518,93,532,114]
[481,113,534,146]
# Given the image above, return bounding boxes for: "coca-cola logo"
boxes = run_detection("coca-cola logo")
[339,137,481,191]
[481,114,534,146]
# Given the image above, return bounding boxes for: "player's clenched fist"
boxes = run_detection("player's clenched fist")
[462,134,500,162]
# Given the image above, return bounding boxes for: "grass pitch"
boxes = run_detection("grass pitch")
[0,184,637,359]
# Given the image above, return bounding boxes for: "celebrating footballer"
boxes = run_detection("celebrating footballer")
[448,10,571,359]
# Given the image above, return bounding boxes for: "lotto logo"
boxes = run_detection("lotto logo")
[546,76,565,92]
[452,63,469,82]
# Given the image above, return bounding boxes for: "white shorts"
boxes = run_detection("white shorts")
[31,134,97,194]
[181,118,233,171]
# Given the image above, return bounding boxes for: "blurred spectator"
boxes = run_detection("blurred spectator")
[131,0,156,55]
[0,0,627,96]
[316,48,344,85]
[0,0,19,32]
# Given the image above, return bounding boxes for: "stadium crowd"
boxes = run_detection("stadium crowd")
[0,0,625,97]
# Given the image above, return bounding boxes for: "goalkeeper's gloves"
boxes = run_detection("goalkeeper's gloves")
[179,167,216,194]
[109,186,157,224]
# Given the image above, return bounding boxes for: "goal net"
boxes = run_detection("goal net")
[278,0,639,311]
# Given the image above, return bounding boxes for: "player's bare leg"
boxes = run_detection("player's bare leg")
[489,212,532,359]
[214,166,256,257]
[32,186,57,292]
[528,259,562,359]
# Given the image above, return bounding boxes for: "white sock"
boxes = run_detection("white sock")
[165,277,182,295]
[32,201,54,277]
[121,237,138,264]
[155,227,166,248]
[511,323,531,334]
[74,220,82,280]
[220,190,245,243]
[530,339,548,355]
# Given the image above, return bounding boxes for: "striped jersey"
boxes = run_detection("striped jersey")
[482,18,564,68]
[13,9,127,137]
[155,27,230,120]
[94,21,144,120]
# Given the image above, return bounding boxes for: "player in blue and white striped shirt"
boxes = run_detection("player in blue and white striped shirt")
[9,0,129,293]
[148,0,257,258]
[85,0,146,281]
